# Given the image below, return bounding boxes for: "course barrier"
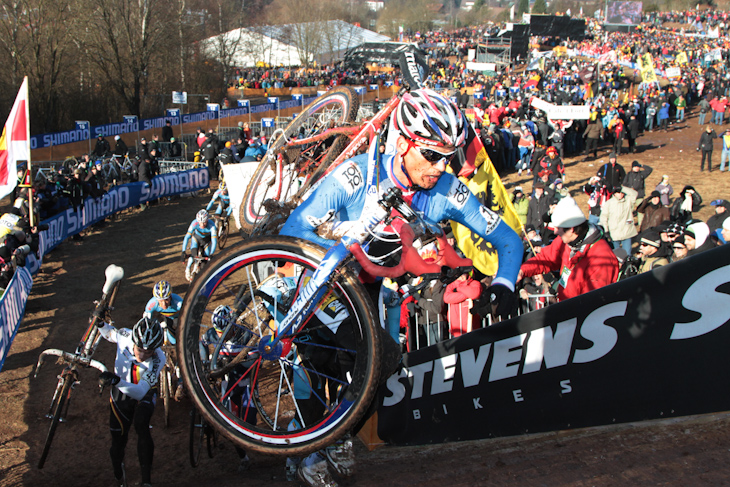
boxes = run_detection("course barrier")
[377,244,730,446]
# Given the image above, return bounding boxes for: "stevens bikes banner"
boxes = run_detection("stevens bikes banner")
[377,244,730,445]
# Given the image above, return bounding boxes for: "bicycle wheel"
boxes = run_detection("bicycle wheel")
[189,409,205,467]
[239,87,359,236]
[217,218,229,249]
[37,376,73,469]
[206,423,218,458]
[161,365,172,428]
[178,236,381,457]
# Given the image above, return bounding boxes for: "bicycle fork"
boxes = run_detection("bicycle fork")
[45,368,79,423]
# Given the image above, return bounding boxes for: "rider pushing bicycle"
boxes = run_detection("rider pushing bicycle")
[98,317,165,487]
[143,280,185,400]
[279,88,523,487]
[181,209,218,282]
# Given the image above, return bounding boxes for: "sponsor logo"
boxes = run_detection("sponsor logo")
[479,206,500,234]
[334,162,363,195]
[446,178,470,210]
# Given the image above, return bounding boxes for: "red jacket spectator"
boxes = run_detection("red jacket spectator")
[443,276,482,337]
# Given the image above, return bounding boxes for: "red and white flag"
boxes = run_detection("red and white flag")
[0,77,30,199]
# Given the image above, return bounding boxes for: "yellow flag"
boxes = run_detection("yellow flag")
[676,51,688,64]
[450,158,523,277]
[638,53,657,84]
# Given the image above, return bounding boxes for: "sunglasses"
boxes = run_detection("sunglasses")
[673,245,686,250]
[410,142,457,165]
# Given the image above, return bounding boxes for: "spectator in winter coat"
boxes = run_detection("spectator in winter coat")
[443,274,483,337]
[600,186,638,255]
[637,191,671,233]
[637,230,671,274]
[697,125,718,171]
[596,153,626,194]
[655,175,673,207]
[623,160,653,226]
[707,199,730,233]
[526,181,551,234]
[697,97,711,125]
[519,197,618,302]
[510,186,529,225]
[671,185,702,224]
[685,221,716,256]
[657,102,670,131]
[583,119,602,160]
[626,114,640,153]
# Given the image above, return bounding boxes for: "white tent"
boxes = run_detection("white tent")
[201,20,390,67]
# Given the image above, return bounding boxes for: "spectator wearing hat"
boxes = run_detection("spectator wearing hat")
[655,175,673,207]
[596,153,626,195]
[623,161,653,224]
[637,230,671,273]
[510,186,529,225]
[114,135,128,156]
[685,221,716,256]
[600,186,638,255]
[162,119,173,142]
[537,146,564,184]
[670,235,689,262]
[519,196,618,302]
[526,181,551,234]
[549,178,569,201]
[138,137,149,162]
[674,94,687,123]
[697,126,718,171]
[670,185,702,224]
[94,133,111,158]
[169,137,183,159]
[196,127,206,149]
[637,190,671,232]
[657,102,670,132]
[443,273,483,337]
[707,199,730,233]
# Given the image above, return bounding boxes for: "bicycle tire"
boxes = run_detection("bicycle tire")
[239,87,359,236]
[178,236,381,457]
[189,409,205,467]
[37,376,73,469]
[218,218,229,249]
[161,365,172,428]
[206,424,218,458]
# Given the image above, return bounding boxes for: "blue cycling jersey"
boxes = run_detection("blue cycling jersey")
[143,293,183,320]
[280,152,522,289]
[206,189,232,217]
[182,219,218,256]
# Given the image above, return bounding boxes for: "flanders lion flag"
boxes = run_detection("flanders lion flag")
[449,128,523,277]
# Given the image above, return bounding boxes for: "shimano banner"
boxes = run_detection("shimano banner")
[377,244,730,445]
[0,268,33,371]
[344,42,429,89]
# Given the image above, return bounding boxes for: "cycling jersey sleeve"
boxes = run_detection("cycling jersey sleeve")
[439,176,523,290]
[280,157,367,248]
[99,321,119,344]
[142,297,157,319]
[206,222,218,256]
[205,191,219,211]
[182,221,196,251]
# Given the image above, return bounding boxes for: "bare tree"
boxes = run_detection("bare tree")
[85,0,175,116]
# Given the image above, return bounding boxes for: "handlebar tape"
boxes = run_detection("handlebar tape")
[349,224,472,279]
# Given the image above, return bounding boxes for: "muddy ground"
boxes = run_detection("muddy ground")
[1,106,730,487]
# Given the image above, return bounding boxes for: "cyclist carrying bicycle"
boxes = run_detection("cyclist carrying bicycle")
[205,180,232,219]
[279,88,523,487]
[143,280,185,400]
[181,209,218,282]
[98,317,165,487]
[198,305,255,473]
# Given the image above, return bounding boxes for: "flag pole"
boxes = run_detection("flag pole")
[23,77,34,228]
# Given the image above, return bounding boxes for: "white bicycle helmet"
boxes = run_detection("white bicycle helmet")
[394,88,467,148]
[212,305,232,333]
[132,317,164,350]
[196,209,209,226]
[153,280,171,300]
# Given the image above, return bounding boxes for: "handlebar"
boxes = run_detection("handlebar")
[34,348,108,378]
[350,224,472,278]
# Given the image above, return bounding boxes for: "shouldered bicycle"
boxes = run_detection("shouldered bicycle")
[34,264,124,468]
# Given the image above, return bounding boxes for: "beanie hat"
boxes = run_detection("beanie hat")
[723,216,730,231]
[640,230,661,248]
[686,221,710,247]
[551,197,587,228]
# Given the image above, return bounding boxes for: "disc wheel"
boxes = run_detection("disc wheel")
[178,236,380,457]
[239,87,359,236]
